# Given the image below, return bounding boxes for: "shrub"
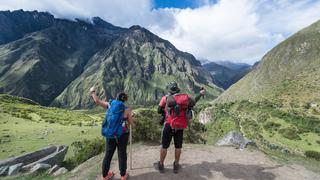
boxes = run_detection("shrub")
[77,122,82,127]
[205,117,238,144]
[278,127,301,140]
[263,121,281,131]
[132,109,162,142]
[66,137,105,169]
[48,119,55,124]
[184,120,206,144]
[193,103,212,113]
[257,113,269,123]
[305,150,320,161]
[303,103,311,109]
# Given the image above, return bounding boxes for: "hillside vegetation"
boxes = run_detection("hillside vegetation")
[216,20,320,111]
[0,94,101,160]
[0,94,206,161]
[206,20,320,163]
[204,101,320,153]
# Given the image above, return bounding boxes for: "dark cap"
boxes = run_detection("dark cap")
[166,81,180,94]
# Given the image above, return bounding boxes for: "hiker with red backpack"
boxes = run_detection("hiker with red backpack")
[155,81,205,173]
[90,87,133,180]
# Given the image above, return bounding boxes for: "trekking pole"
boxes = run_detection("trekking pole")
[130,125,133,170]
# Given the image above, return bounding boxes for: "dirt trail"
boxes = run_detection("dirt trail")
[70,144,319,180]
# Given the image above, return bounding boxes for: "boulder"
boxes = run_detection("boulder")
[281,148,290,154]
[0,166,9,176]
[47,164,60,175]
[0,145,68,172]
[8,163,23,176]
[29,163,51,174]
[268,144,280,150]
[199,107,214,124]
[53,167,68,176]
[216,131,253,149]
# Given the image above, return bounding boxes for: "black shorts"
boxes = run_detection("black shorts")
[161,123,184,149]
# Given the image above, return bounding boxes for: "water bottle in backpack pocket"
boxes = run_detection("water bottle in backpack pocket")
[101,100,125,138]
[186,108,194,122]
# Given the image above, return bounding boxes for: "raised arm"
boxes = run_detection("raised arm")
[193,88,206,103]
[90,87,109,109]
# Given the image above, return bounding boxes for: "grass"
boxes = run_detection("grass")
[0,94,106,160]
[1,93,319,177]
[2,174,57,180]
[262,147,320,174]
[205,100,320,158]
[202,100,320,173]
[0,94,98,126]
[0,113,100,160]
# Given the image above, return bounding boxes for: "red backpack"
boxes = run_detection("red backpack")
[165,94,190,129]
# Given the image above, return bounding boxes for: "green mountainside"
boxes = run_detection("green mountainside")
[216,20,320,108]
[52,26,222,108]
[204,20,320,158]
[0,10,222,108]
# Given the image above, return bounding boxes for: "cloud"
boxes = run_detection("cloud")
[1,0,320,64]
[151,0,320,64]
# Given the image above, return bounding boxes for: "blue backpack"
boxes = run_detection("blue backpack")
[101,100,125,138]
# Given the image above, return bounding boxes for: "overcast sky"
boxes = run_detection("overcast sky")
[1,0,320,64]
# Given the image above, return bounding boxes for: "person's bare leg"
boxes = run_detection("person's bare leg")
[160,148,167,165]
[174,148,181,163]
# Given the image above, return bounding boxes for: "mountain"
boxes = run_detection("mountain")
[52,26,222,108]
[203,61,251,89]
[0,10,126,105]
[0,10,54,45]
[216,20,320,108]
[215,61,251,71]
[205,20,320,156]
[0,10,222,108]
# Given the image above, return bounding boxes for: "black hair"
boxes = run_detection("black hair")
[116,92,128,102]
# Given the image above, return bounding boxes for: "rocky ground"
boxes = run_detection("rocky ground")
[69,144,320,180]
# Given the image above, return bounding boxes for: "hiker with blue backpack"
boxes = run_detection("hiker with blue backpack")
[155,81,205,174]
[90,87,133,180]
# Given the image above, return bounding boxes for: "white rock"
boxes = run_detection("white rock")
[53,167,68,176]
[47,164,60,175]
[8,163,23,176]
[29,163,51,174]
[310,102,318,108]
[0,166,9,176]
[216,131,253,148]
[199,107,213,124]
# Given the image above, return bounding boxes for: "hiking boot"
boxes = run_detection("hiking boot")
[102,170,114,180]
[173,161,180,174]
[154,161,164,173]
[120,171,129,180]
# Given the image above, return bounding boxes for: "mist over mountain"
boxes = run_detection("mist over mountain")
[0,10,221,108]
